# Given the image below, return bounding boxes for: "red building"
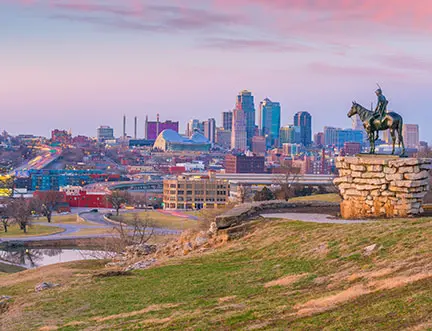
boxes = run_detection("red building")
[51,129,72,144]
[66,190,112,208]
[224,154,265,173]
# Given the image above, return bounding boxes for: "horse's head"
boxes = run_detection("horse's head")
[348,101,358,118]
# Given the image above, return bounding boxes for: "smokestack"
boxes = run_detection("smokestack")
[156,113,160,137]
[134,116,137,139]
[145,115,148,139]
[123,115,126,139]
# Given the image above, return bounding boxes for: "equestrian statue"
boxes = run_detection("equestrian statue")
[348,85,405,155]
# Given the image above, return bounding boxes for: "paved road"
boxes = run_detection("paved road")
[261,213,371,224]
[0,211,181,243]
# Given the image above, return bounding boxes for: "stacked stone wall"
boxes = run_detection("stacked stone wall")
[335,156,431,218]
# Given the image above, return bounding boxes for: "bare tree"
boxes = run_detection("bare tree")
[0,199,12,233]
[33,191,64,223]
[106,190,131,216]
[0,175,15,198]
[102,213,154,256]
[8,197,32,233]
[273,164,301,201]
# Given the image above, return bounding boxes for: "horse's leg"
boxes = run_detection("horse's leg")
[390,128,396,155]
[398,123,405,155]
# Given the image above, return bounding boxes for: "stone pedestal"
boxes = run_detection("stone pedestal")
[334,156,431,218]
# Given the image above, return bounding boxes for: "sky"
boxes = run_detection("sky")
[2,0,432,141]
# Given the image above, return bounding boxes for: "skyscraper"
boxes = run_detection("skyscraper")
[259,98,281,148]
[231,107,247,151]
[222,111,233,131]
[279,125,301,145]
[403,124,420,148]
[236,90,255,148]
[186,119,201,136]
[293,111,312,146]
[203,118,216,143]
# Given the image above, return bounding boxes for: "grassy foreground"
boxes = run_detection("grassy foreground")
[290,193,342,203]
[1,216,432,330]
[0,224,64,238]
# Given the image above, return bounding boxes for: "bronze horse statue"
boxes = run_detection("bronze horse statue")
[348,102,405,155]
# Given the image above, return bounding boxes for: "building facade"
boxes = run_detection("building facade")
[222,111,233,131]
[324,127,363,147]
[403,124,419,149]
[215,128,231,149]
[231,107,247,151]
[224,154,265,173]
[203,118,216,144]
[163,174,229,210]
[97,126,114,142]
[259,98,281,148]
[314,132,325,146]
[279,125,301,145]
[236,90,255,148]
[145,114,179,140]
[252,136,266,156]
[293,111,312,146]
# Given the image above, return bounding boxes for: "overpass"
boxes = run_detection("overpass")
[215,173,336,186]
[108,181,163,193]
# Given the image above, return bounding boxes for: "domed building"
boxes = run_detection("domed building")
[153,129,211,152]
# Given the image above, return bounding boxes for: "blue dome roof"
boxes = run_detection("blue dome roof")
[156,129,210,144]
[160,129,184,142]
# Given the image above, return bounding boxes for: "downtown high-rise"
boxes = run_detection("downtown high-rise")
[222,111,233,131]
[231,107,247,152]
[235,90,255,148]
[259,98,281,148]
[293,111,312,146]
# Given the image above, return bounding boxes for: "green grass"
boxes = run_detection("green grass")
[110,211,200,230]
[0,224,64,238]
[0,262,26,274]
[290,193,341,203]
[1,217,432,330]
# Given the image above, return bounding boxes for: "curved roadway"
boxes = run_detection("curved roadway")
[0,211,181,243]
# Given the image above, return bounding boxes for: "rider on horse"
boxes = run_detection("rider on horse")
[370,86,388,139]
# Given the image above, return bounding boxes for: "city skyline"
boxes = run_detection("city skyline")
[2,1,432,141]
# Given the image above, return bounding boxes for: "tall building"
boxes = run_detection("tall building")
[324,127,363,147]
[145,114,179,140]
[222,111,233,131]
[236,90,255,148]
[314,132,325,146]
[134,116,138,139]
[259,98,281,148]
[123,115,126,138]
[403,124,419,148]
[203,118,216,143]
[293,111,312,146]
[215,128,231,149]
[97,126,114,142]
[279,125,301,145]
[186,119,202,136]
[231,107,247,151]
[252,136,266,156]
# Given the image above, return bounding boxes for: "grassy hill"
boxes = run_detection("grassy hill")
[1,216,432,330]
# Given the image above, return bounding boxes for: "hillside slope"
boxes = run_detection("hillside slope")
[1,216,432,330]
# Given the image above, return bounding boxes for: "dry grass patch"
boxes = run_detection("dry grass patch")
[265,274,308,288]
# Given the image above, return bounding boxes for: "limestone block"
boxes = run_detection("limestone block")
[351,171,363,178]
[351,164,366,171]
[334,177,349,185]
[367,165,383,172]
[389,159,422,167]
[384,167,397,174]
[345,189,369,197]
[339,169,352,176]
[335,162,349,169]
[420,163,432,171]
[344,157,361,165]
[396,192,427,199]
[393,178,430,188]
[404,170,430,180]
[398,166,415,174]
[362,172,385,179]
[386,173,403,181]
[338,183,353,190]
[354,178,386,185]
[370,190,381,197]
[356,184,381,191]
[381,191,396,197]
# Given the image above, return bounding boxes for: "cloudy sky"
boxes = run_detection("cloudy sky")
[2,0,432,141]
